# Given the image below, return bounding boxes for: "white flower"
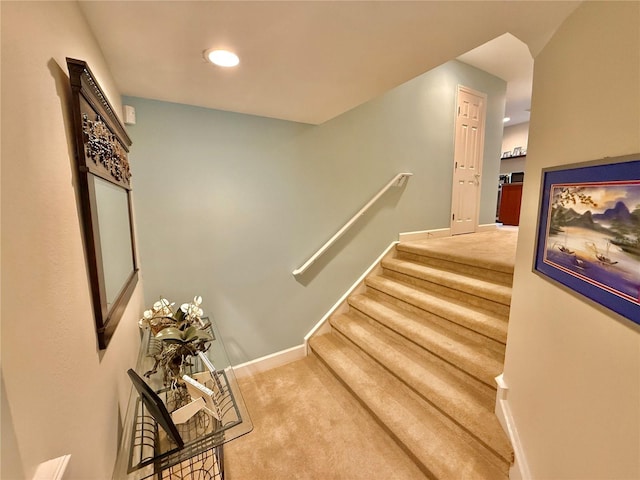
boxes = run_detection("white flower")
[139,295,204,331]
[179,296,204,322]
[153,298,174,314]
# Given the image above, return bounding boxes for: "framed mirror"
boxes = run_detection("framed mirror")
[67,58,139,349]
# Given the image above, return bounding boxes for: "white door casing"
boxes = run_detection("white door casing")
[451,85,486,235]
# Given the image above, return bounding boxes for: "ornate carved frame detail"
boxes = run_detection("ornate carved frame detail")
[67,58,139,349]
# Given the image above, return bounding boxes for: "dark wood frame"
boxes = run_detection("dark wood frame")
[67,58,139,349]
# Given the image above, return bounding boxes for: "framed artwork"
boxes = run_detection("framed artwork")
[67,58,139,350]
[534,154,640,325]
[127,369,184,448]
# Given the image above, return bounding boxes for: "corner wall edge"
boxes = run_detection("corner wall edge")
[32,455,71,480]
[495,374,531,480]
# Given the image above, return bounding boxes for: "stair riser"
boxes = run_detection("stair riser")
[331,316,513,466]
[307,233,518,478]
[381,267,511,317]
[364,288,507,356]
[333,310,497,399]
[349,294,505,364]
[382,259,512,306]
[316,330,511,473]
[396,250,514,285]
[346,300,504,391]
[365,277,508,345]
[308,346,437,479]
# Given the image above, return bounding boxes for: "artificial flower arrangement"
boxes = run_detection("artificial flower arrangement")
[138,295,212,388]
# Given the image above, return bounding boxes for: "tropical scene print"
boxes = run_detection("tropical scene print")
[543,181,640,305]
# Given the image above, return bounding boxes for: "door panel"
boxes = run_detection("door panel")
[451,86,486,235]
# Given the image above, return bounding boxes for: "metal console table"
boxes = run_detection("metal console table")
[113,320,252,479]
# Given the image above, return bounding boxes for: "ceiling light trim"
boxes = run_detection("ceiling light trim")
[204,49,240,68]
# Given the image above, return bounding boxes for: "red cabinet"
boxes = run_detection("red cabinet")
[498,183,523,226]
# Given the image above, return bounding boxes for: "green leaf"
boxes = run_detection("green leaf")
[183,326,212,342]
[182,325,197,339]
[174,309,186,322]
[155,327,184,342]
[155,325,212,344]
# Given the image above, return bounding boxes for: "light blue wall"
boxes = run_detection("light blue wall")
[126,60,505,363]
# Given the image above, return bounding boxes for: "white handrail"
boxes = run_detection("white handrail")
[292,172,413,276]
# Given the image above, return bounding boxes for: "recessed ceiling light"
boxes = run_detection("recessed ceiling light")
[503,117,511,123]
[205,49,239,67]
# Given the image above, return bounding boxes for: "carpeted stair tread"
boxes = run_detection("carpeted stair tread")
[365,274,508,344]
[365,288,507,356]
[348,293,505,386]
[397,242,514,274]
[381,267,510,317]
[309,333,509,479]
[395,250,514,286]
[381,257,512,306]
[330,312,514,464]
[397,232,516,275]
[306,232,516,477]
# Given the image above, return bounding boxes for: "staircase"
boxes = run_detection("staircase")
[308,233,515,479]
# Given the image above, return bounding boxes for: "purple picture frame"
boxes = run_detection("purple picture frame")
[534,154,640,325]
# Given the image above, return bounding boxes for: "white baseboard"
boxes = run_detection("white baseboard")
[495,374,530,480]
[303,240,398,351]
[232,344,306,379]
[397,224,498,241]
[33,455,70,480]
[477,223,500,232]
[232,240,401,378]
[398,227,451,242]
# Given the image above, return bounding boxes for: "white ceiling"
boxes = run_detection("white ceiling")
[79,1,580,126]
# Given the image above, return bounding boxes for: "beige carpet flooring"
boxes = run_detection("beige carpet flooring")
[405,228,518,270]
[224,356,428,480]
[399,229,518,276]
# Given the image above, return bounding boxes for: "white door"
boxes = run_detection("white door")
[450,86,486,235]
